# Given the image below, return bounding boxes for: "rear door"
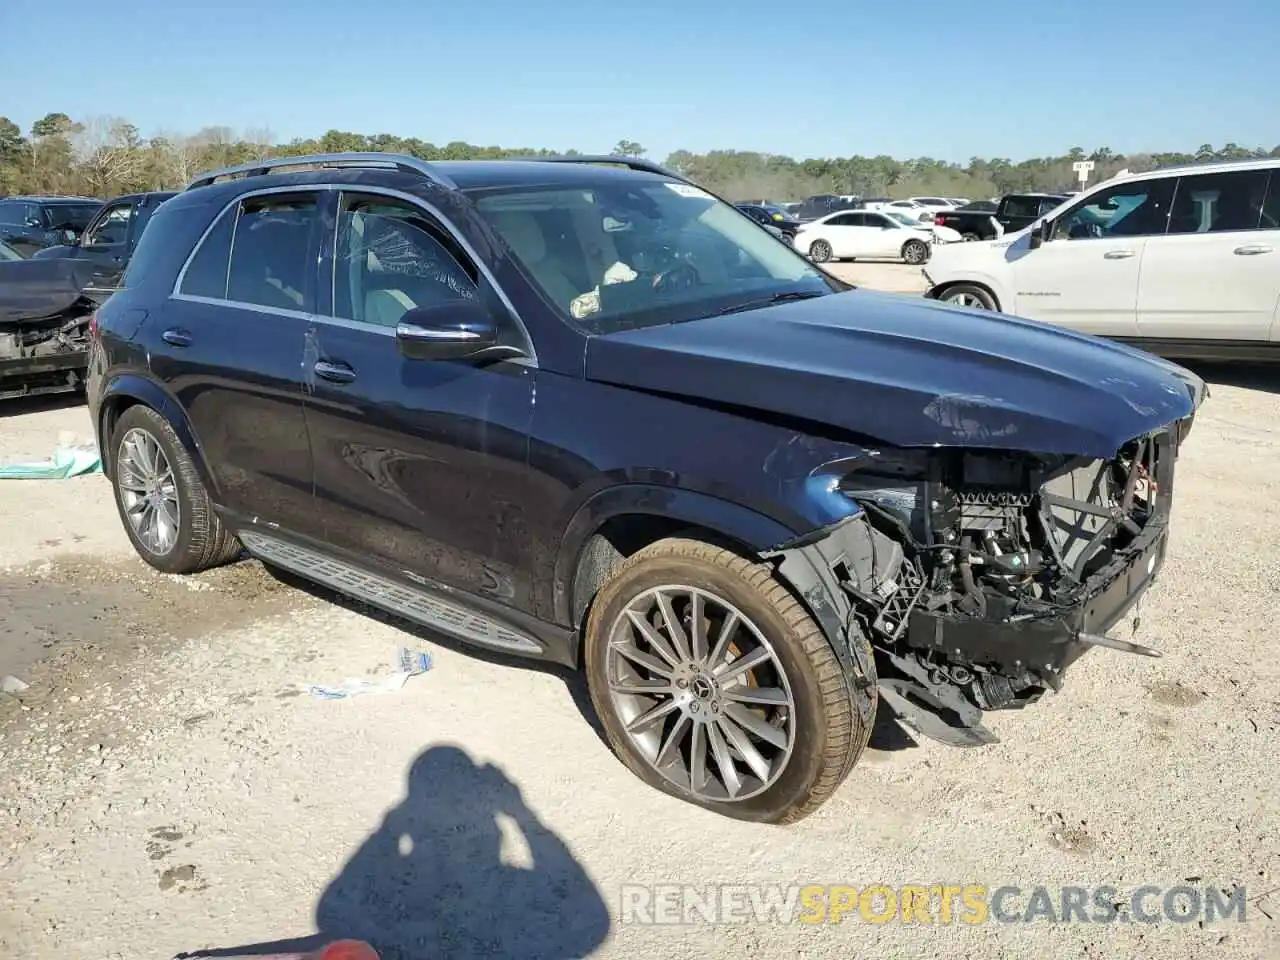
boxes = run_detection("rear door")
[147,188,322,540]
[819,213,867,257]
[1135,167,1280,344]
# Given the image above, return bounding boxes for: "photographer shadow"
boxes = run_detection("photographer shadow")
[178,744,611,960]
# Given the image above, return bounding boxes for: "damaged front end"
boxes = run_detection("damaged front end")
[770,420,1189,748]
[0,258,97,400]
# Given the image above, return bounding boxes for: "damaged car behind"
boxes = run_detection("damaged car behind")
[87,153,1206,824]
[1,240,98,400]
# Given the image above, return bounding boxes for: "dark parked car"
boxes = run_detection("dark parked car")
[0,247,97,400]
[933,193,1068,241]
[32,191,177,302]
[0,195,103,256]
[87,152,1204,823]
[735,203,801,240]
[795,193,860,221]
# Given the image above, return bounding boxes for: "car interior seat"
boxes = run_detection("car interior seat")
[489,212,582,310]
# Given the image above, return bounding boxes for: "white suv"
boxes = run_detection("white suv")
[922,158,1280,361]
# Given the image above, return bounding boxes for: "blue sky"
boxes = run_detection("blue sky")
[3,0,1277,163]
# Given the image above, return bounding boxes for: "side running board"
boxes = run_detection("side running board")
[239,531,544,657]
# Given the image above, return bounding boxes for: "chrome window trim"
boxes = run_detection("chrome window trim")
[167,182,536,366]
[170,184,334,298]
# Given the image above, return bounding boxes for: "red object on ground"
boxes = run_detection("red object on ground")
[319,942,379,960]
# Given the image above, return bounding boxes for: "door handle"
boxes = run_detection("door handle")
[160,328,192,347]
[313,359,356,384]
[1234,244,1273,255]
[1103,249,1136,259]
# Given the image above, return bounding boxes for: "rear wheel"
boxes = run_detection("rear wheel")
[109,405,242,575]
[939,283,997,311]
[807,239,833,263]
[584,537,873,824]
[902,239,929,264]
[961,231,981,242]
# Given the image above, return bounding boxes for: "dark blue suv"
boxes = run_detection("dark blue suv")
[87,152,1205,823]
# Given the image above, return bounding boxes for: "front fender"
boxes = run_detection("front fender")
[925,266,1011,310]
[97,372,217,496]
[552,483,801,626]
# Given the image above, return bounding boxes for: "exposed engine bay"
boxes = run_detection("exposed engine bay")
[0,258,97,401]
[783,422,1189,747]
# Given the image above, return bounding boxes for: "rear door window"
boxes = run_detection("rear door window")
[1002,197,1041,219]
[1166,169,1270,234]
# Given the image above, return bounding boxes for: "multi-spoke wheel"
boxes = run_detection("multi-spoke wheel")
[585,538,875,823]
[117,428,181,556]
[939,283,997,311]
[108,405,242,574]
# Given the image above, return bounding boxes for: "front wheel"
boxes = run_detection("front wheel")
[584,538,873,824]
[902,239,929,264]
[939,283,997,311]
[807,239,833,263]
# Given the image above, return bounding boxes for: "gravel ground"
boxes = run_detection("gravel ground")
[0,265,1277,959]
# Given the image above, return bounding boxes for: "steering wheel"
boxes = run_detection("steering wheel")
[652,262,701,296]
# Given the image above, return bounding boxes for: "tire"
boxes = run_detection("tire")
[584,537,873,824]
[902,239,929,265]
[961,232,980,242]
[939,283,997,311]
[109,404,242,575]
[807,239,833,263]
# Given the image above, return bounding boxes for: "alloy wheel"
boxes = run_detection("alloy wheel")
[604,585,797,802]
[946,291,990,309]
[116,427,181,555]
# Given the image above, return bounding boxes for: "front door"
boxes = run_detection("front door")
[1008,177,1175,337]
[1136,167,1280,344]
[76,199,135,297]
[146,189,322,540]
[305,189,536,604]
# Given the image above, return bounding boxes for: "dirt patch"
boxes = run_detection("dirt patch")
[1148,680,1208,708]
[0,554,309,680]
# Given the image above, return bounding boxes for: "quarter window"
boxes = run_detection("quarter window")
[333,193,479,328]
[1167,169,1270,234]
[1052,179,1175,241]
[225,193,319,312]
[179,205,236,299]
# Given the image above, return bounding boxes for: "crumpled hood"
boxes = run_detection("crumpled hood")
[0,258,95,326]
[584,289,1204,459]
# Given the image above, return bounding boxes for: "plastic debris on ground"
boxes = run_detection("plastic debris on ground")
[1,675,30,694]
[0,442,101,480]
[297,645,433,701]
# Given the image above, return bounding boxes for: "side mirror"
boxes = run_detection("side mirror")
[395,301,502,361]
[1029,219,1052,249]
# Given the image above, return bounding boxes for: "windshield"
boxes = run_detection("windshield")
[0,240,22,261]
[471,178,836,334]
[42,203,99,231]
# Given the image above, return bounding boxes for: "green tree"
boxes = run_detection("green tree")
[611,139,646,157]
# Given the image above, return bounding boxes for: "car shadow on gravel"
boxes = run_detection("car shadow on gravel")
[1184,361,1280,395]
[0,392,86,420]
[176,744,611,960]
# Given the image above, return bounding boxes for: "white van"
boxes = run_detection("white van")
[922,158,1280,361]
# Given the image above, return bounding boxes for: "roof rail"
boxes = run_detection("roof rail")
[185,152,455,191]
[512,154,699,187]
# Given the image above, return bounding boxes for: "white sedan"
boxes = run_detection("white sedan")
[793,210,934,264]
[884,210,964,244]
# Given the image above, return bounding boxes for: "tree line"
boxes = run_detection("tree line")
[3,112,1278,204]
